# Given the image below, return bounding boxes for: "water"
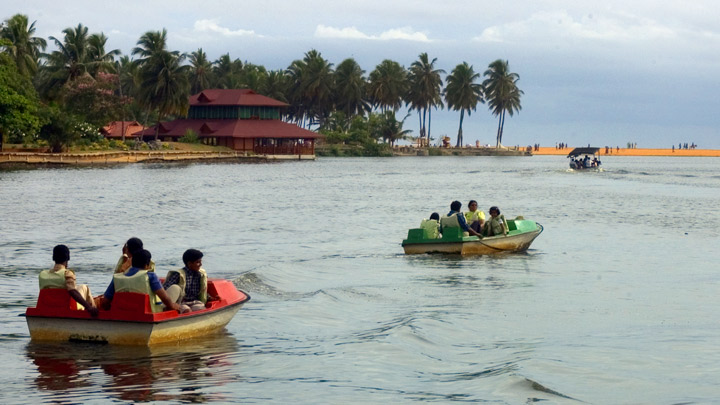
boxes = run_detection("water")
[1,155,719,403]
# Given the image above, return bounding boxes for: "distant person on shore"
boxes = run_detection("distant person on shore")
[464,200,485,233]
[440,201,482,238]
[163,249,217,312]
[483,206,509,237]
[100,249,182,313]
[39,245,98,317]
[114,237,155,273]
[420,213,441,239]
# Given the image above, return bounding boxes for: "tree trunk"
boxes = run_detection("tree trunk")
[498,110,506,147]
[455,109,464,147]
[428,108,432,142]
[495,112,503,148]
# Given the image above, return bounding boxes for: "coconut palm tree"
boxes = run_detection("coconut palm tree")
[87,32,120,76]
[212,53,241,89]
[137,50,190,140]
[188,48,212,94]
[334,58,370,118]
[259,70,289,103]
[286,49,334,128]
[132,29,175,65]
[444,62,483,147]
[483,59,523,148]
[0,14,46,77]
[408,53,444,143]
[367,59,407,113]
[41,24,92,96]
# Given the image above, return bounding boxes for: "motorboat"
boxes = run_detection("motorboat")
[567,147,602,171]
[25,279,250,345]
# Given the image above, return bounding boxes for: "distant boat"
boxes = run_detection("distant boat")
[25,279,250,345]
[567,147,603,171]
[402,218,543,255]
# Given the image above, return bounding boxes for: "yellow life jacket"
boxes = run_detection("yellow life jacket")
[165,267,208,303]
[114,256,156,273]
[420,219,440,239]
[440,213,469,237]
[39,269,69,290]
[464,210,485,223]
[485,214,509,236]
[113,270,163,312]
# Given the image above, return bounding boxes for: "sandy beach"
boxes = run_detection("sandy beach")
[533,147,720,157]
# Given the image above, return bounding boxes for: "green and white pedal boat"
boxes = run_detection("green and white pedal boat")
[402,218,543,255]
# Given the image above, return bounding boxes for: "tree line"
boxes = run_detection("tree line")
[0,14,523,153]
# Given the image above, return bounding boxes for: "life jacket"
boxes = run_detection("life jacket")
[440,213,469,237]
[485,214,509,236]
[39,268,70,290]
[165,267,208,303]
[420,219,440,239]
[114,256,156,274]
[113,270,163,312]
[464,210,485,223]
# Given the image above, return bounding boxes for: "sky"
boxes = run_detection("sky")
[4,0,720,148]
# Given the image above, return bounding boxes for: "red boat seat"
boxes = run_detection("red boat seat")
[36,288,80,310]
[109,292,152,314]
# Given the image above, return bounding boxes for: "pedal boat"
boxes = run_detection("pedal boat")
[25,279,250,345]
[402,218,543,255]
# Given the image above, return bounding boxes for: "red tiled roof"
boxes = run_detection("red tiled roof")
[134,119,321,139]
[190,89,289,107]
[102,121,146,138]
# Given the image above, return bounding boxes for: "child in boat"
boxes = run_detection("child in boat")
[100,249,182,313]
[163,249,217,312]
[420,213,441,239]
[39,245,99,317]
[482,206,509,236]
[113,237,155,273]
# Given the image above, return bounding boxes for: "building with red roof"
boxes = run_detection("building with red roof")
[134,89,321,158]
[101,121,147,140]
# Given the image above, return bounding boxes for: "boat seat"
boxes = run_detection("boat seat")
[109,292,152,314]
[36,288,80,310]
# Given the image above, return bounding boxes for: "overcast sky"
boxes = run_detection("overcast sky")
[4,0,720,148]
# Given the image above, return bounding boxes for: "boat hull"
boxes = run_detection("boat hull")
[26,278,249,345]
[26,302,243,345]
[402,220,543,255]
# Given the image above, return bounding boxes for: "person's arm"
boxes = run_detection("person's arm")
[155,288,182,312]
[68,289,99,317]
[458,214,482,237]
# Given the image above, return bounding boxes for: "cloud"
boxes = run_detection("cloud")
[315,25,430,42]
[474,10,677,43]
[193,19,258,37]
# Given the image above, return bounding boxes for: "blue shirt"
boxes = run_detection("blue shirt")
[447,210,470,231]
[104,266,162,302]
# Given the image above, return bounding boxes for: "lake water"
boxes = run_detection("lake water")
[1,155,719,404]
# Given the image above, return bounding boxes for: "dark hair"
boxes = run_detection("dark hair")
[450,200,462,211]
[182,249,204,265]
[430,212,440,221]
[489,206,501,214]
[468,200,477,206]
[52,245,70,264]
[125,237,143,255]
[131,249,152,269]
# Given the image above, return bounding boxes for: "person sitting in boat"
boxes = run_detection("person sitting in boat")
[420,213,441,239]
[440,200,483,238]
[464,200,486,233]
[583,155,592,168]
[482,206,509,237]
[163,249,218,312]
[100,249,182,313]
[113,237,155,274]
[39,245,98,317]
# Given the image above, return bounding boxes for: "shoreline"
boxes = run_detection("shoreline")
[533,146,720,157]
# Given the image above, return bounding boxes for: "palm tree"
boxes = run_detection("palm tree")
[188,48,212,94]
[0,14,46,77]
[286,49,334,128]
[132,29,174,64]
[212,53,241,89]
[376,111,412,146]
[334,58,370,118]
[408,53,444,143]
[483,59,523,147]
[137,50,190,140]
[444,62,483,147]
[87,33,120,76]
[41,24,92,96]
[367,59,407,113]
[259,70,289,103]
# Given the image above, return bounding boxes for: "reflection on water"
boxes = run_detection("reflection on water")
[26,333,240,403]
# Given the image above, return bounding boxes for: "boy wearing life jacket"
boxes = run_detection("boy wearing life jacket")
[163,249,217,312]
[440,200,483,238]
[100,249,181,312]
[113,237,155,274]
[39,245,98,317]
[420,212,441,239]
[483,206,509,236]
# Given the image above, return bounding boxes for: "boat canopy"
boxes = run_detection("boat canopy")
[567,147,600,157]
